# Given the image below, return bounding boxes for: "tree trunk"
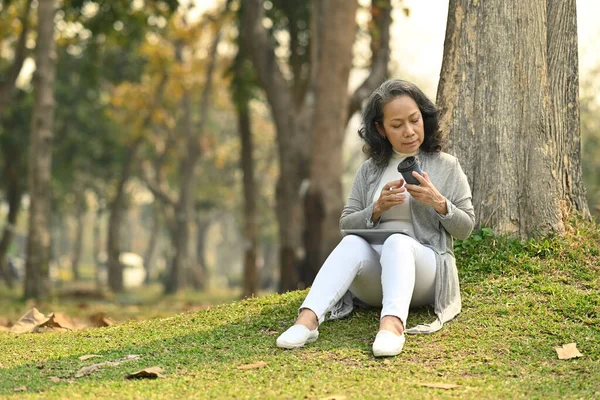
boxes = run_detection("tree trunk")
[238,97,258,298]
[436,0,588,237]
[546,0,590,217]
[107,137,142,293]
[143,203,160,285]
[302,0,358,285]
[195,214,211,289]
[165,31,220,294]
[93,207,103,289]
[241,0,313,293]
[107,73,167,293]
[0,138,24,288]
[24,0,56,300]
[70,200,85,281]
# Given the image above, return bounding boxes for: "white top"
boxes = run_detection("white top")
[372,148,417,237]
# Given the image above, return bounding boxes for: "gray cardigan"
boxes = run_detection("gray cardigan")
[327,150,475,334]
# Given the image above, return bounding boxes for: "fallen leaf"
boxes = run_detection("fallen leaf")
[418,383,460,390]
[236,361,267,370]
[10,308,50,334]
[74,355,140,378]
[79,354,100,361]
[49,377,61,383]
[555,343,583,360]
[14,386,27,392]
[89,313,115,327]
[319,396,346,400]
[125,366,165,379]
[40,313,75,330]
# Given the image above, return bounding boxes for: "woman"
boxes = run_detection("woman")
[276,79,475,357]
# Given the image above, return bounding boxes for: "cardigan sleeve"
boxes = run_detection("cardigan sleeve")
[339,161,380,230]
[436,158,475,240]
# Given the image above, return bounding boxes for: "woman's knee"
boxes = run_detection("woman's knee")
[339,234,371,249]
[383,233,415,249]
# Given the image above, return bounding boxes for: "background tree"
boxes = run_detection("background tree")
[24,0,57,299]
[436,0,590,237]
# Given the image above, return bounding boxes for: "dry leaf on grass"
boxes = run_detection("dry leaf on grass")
[555,343,583,360]
[236,361,267,370]
[14,386,27,392]
[49,377,61,383]
[125,366,165,379]
[89,313,115,327]
[40,313,75,331]
[418,383,461,390]
[79,354,100,361]
[74,355,140,378]
[9,308,50,333]
[319,395,347,400]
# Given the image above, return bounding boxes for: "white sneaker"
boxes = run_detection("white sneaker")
[276,324,319,349]
[372,330,405,357]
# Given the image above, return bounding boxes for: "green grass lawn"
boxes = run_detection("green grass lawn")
[1,219,599,399]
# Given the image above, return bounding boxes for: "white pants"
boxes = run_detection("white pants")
[299,233,437,328]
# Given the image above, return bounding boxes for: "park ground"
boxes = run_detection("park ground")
[0,218,599,399]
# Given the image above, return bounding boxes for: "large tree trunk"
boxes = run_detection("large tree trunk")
[304,0,373,285]
[546,0,590,217]
[24,0,56,299]
[241,0,313,293]
[436,0,588,238]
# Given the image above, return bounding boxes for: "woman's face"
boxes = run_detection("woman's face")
[376,95,424,154]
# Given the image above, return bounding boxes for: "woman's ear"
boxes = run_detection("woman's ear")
[375,121,386,137]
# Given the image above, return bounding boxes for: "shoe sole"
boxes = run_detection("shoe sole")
[276,335,318,349]
[373,348,402,357]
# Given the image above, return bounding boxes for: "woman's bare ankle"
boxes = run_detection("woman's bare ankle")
[296,308,318,330]
[379,315,404,336]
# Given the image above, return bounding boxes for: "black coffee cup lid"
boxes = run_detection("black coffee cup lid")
[397,156,417,172]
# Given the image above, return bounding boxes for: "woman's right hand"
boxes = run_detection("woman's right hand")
[372,179,406,223]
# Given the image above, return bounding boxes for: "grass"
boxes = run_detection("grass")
[0,218,599,399]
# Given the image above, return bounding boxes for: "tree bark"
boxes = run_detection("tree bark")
[302,0,358,285]
[93,207,103,289]
[436,0,588,238]
[107,137,143,292]
[143,203,160,284]
[107,75,167,292]
[241,0,314,293]
[546,0,590,217]
[24,0,56,300]
[238,96,258,298]
[0,137,24,288]
[165,28,220,294]
[70,198,85,281]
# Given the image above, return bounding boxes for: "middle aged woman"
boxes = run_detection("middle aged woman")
[276,79,475,357]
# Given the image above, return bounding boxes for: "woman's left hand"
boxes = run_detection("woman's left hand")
[405,171,448,215]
